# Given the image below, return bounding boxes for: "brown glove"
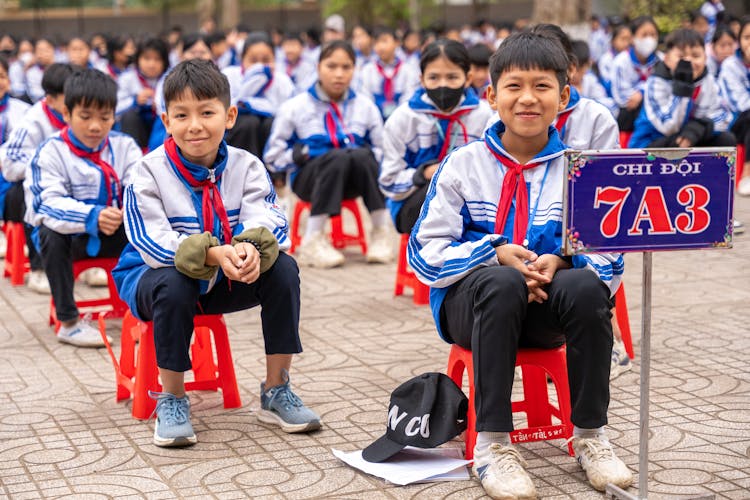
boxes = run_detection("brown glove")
[174,231,221,280]
[231,227,280,274]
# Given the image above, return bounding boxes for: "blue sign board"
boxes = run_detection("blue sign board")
[563,148,736,254]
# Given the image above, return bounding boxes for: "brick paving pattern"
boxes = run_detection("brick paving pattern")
[0,195,748,499]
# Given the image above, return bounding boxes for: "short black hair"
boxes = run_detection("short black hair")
[63,68,117,112]
[106,34,133,63]
[241,32,274,59]
[467,43,492,68]
[283,32,303,44]
[571,40,591,67]
[712,25,737,44]
[204,31,226,48]
[319,40,356,64]
[0,54,8,73]
[42,63,76,97]
[488,30,569,88]
[181,33,207,53]
[373,26,396,40]
[163,58,230,109]
[420,39,470,74]
[665,28,705,51]
[136,37,170,73]
[631,16,658,37]
[529,23,575,67]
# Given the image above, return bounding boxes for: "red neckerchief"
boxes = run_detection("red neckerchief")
[554,108,574,137]
[376,60,402,103]
[431,109,471,161]
[107,63,123,79]
[0,93,8,114]
[42,99,66,130]
[486,142,542,244]
[164,137,232,244]
[61,127,121,207]
[324,101,355,149]
[0,94,8,143]
[135,70,154,91]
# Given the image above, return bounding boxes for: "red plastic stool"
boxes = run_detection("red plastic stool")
[619,131,632,148]
[49,257,128,331]
[289,198,368,254]
[100,310,242,420]
[2,222,30,286]
[614,284,635,359]
[737,144,745,189]
[394,234,429,305]
[447,344,574,460]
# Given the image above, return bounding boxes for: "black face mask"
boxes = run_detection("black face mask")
[426,86,464,111]
[0,49,14,59]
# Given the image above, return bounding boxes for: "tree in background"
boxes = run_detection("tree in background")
[623,0,703,33]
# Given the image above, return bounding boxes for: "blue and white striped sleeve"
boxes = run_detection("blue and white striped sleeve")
[718,60,750,114]
[123,163,184,268]
[379,107,418,201]
[571,253,624,296]
[643,76,687,136]
[263,100,297,173]
[408,155,500,288]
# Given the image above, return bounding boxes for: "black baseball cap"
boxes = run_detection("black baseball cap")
[362,372,468,463]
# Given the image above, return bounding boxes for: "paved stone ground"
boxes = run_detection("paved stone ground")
[1,194,749,500]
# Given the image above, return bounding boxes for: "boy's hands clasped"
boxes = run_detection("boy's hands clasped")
[207,243,261,284]
[495,244,570,303]
[98,206,123,235]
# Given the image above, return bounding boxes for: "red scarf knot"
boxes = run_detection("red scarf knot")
[430,109,471,161]
[61,127,121,207]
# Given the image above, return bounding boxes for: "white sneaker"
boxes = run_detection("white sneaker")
[472,443,537,499]
[0,230,6,259]
[81,267,109,287]
[295,232,345,268]
[737,176,750,196]
[27,270,51,295]
[571,436,634,491]
[366,227,394,263]
[57,318,112,348]
[734,220,746,235]
[610,339,633,380]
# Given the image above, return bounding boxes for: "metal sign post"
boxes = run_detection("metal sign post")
[563,147,736,500]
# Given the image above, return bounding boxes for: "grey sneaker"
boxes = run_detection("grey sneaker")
[610,340,633,380]
[571,436,633,491]
[149,391,197,447]
[258,370,321,433]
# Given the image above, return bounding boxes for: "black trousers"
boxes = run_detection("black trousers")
[647,131,736,148]
[292,148,386,217]
[225,113,274,158]
[731,110,750,153]
[440,266,613,432]
[120,108,155,149]
[3,182,43,271]
[395,184,429,234]
[617,104,642,132]
[135,252,302,372]
[38,225,128,322]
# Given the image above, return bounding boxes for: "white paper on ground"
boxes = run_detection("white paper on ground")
[331,446,471,486]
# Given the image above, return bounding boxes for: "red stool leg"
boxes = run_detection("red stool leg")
[4,222,29,286]
[394,234,408,297]
[190,326,218,385]
[347,200,368,255]
[132,322,160,420]
[615,285,635,359]
[519,364,552,428]
[208,316,242,408]
[737,145,745,189]
[330,214,345,249]
[290,200,309,253]
[448,345,476,460]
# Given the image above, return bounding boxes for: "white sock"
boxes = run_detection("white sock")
[369,209,390,229]
[573,426,607,440]
[304,215,327,240]
[473,431,511,464]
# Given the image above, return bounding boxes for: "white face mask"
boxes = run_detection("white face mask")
[633,36,658,58]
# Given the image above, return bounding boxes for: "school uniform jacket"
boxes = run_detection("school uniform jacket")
[555,87,620,149]
[718,51,750,115]
[630,62,732,148]
[9,60,27,98]
[222,64,295,117]
[611,47,660,108]
[595,49,617,96]
[581,71,618,118]
[379,87,493,221]
[116,67,160,117]
[1,100,63,183]
[264,84,384,180]
[408,121,624,340]
[112,143,290,317]
[0,95,32,217]
[24,64,46,102]
[276,57,318,94]
[24,130,141,233]
[357,58,420,118]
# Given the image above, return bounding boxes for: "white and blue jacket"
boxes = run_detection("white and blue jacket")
[222,64,295,117]
[115,67,160,118]
[276,57,318,94]
[24,64,46,102]
[630,62,732,148]
[264,84,384,182]
[357,58,420,119]
[596,49,618,96]
[408,121,624,340]
[24,130,141,254]
[112,143,289,317]
[718,51,750,115]
[9,60,28,98]
[611,47,660,108]
[0,94,32,217]
[1,100,63,184]
[581,71,618,118]
[379,87,493,221]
